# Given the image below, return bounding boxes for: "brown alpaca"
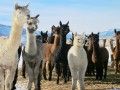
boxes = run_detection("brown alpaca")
[47,25,60,44]
[42,33,60,81]
[112,29,120,74]
[89,32,109,79]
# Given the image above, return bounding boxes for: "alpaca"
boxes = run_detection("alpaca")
[90,32,109,79]
[54,21,70,84]
[22,15,43,90]
[112,29,120,73]
[47,25,60,44]
[41,31,48,43]
[67,33,88,90]
[84,35,95,76]
[0,3,30,90]
[42,29,60,81]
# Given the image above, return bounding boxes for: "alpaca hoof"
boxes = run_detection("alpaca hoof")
[11,86,16,90]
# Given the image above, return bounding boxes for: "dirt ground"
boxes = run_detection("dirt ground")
[16,66,120,90]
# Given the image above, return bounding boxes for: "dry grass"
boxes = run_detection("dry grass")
[16,66,120,90]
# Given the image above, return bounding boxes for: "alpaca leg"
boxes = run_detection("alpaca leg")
[63,63,68,83]
[5,68,16,90]
[37,65,41,90]
[70,68,77,90]
[42,61,47,80]
[22,59,26,78]
[48,62,52,81]
[0,68,4,90]
[26,64,33,90]
[55,62,60,84]
[11,66,18,90]
[78,70,85,90]
[33,62,41,90]
[104,61,108,79]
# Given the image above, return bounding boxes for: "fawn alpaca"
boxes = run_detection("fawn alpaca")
[0,3,30,90]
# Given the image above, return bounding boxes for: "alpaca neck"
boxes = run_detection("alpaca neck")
[116,37,119,51]
[7,17,23,54]
[60,35,66,48]
[109,41,114,53]
[51,35,60,53]
[53,35,59,47]
[103,41,106,47]
[92,42,99,60]
[25,29,37,55]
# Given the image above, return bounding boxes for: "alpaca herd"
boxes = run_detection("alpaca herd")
[0,2,120,90]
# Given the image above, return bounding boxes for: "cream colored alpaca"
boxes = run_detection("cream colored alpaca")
[67,33,88,90]
[0,3,30,90]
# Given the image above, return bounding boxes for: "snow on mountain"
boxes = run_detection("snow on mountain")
[0,24,120,44]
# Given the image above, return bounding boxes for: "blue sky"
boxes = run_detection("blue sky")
[0,0,120,34]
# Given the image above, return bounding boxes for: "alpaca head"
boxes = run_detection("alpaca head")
[41,31,48,43]
[114,29,120,39]
[59,21,70,36]
[26,14,39,33]
[73,32,85,47]
[91,32,99,44]
[14,2,30,25]
[51,25,60,35]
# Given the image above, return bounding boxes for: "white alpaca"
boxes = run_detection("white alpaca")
[0,3,30,90]
[67,33,88,90]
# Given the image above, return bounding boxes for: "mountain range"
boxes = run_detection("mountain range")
[0,24,119,44]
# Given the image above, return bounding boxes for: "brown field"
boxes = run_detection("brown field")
[16,66,120,90]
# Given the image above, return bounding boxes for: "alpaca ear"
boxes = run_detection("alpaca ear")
[59,21,62,26]
[114,29,117,33]
[15,2,19,10]
[97,32,99,35]
[51,25,55,30]
[91,32,93,35]
[46,31,48,34]
[74,32,77,37]
[41,31,43,35]
[35,14,39,18]
[66,21,69,26]
[24,3,29,8]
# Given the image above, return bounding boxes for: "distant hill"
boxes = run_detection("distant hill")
[0,24,119,44]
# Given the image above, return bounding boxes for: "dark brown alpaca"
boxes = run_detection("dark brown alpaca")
[42,30,60,81]
[89,32,109,79]
[112,29,120,74]
[41,31,48,43]
[85,35,95,76]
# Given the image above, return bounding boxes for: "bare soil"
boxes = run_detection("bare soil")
[16,66,120,90]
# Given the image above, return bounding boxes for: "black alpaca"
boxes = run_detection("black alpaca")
[41,31,48,43]
[11,45,22,90]
[54,21,70,84]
